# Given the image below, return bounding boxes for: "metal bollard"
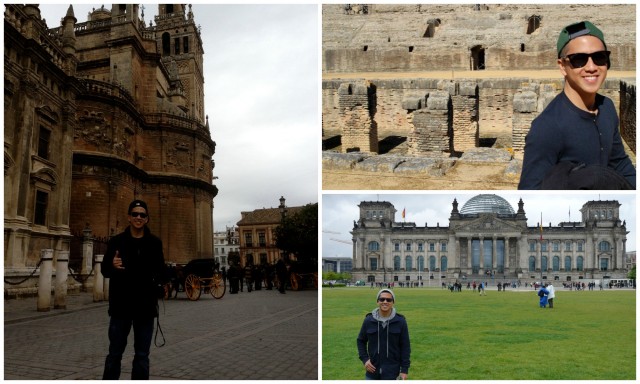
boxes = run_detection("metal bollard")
[37,249,54,312]
[93,254,104,302]
[54,251,69,309]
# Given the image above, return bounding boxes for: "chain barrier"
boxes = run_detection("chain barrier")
[4,258,44,285]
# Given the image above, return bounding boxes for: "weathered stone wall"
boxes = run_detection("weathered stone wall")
[323,77,633,154]
[323,4,636,72]
[620,81,636,153]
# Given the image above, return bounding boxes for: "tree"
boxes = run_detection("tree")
[275,203,318,271]
[627,266,636,280]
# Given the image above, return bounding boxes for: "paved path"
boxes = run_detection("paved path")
[4,288,318,380]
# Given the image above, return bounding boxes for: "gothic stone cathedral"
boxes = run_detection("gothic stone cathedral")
[5,4,217,295]
[351,195,630,285]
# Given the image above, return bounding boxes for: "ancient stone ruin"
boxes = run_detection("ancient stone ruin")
[322,4,636,187]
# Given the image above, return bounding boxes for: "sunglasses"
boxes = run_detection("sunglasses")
[378,297,394,303]
[130,212,148,218]
[562,51,610,68]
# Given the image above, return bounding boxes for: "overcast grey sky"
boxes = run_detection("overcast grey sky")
[38,4,319,232]
[323,192,637,258]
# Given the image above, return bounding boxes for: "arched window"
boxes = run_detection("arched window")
[529,256,536,271]
[405,256,413,271]
[429,256,436,271]
[541,256,548,271]
[441,256,448,271]
[394,256,401,271]
[552,256,560,271]
[162,32,171,56]
[368,241,379,251]
[417,256,424,271]
[599,241,611,251]
[577,256,584,271]
[564,256,571,271]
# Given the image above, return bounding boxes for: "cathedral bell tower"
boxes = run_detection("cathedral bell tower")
[154,4,205,124]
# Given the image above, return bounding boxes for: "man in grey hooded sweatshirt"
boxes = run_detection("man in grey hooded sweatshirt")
[357,288,411,379]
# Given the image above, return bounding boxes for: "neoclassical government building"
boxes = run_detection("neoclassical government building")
[350,195,631,284]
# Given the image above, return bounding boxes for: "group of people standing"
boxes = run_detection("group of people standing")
[226,257,288,294]
[537,283,556,308]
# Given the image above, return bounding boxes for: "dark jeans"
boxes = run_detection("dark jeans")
[103,316,154,380]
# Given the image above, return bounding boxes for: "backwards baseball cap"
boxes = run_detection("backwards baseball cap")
[128,199,148,214]
[557,21,607,58]
[377,288,395,302]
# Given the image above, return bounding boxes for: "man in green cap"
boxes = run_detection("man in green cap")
[519,21,635,189]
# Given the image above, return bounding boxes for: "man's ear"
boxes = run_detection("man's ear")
[558,58,568,77]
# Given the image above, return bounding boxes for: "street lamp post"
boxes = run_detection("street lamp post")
[279,196,287,262]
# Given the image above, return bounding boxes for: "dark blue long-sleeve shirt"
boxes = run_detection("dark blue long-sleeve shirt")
[519,91,636,189]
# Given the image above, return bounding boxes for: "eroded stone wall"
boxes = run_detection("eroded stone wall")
[323,77,632,155]
[323,4,636,72]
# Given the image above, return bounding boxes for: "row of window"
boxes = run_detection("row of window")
[369,255,449,272]
[528,255,610,271]
[365,210,386,219]
[368,241,447,252]
[528,240,611,252]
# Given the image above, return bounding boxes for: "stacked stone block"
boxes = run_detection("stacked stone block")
[339,81,378,153]
[511,83,539,152]
[451,81,479,152]
[407,91,451,155]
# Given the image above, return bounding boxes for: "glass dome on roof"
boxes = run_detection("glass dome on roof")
[460,194,515,215]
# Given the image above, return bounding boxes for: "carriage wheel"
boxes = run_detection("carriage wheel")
[185,274,201,301]
[210,273,226,299]
[290,273,300,291]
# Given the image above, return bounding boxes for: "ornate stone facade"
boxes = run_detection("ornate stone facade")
[351,195,630,285]
[4,4,217,295]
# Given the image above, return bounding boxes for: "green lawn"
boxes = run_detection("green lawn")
[322,287,636,380]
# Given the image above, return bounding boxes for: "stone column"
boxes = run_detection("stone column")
[54,250,69,309]
[492,235,498,270]
[479,236,485,271]
[37,249,54,312]
[94,254,104,302]
[467,238,472,270]
[82,226,93,275]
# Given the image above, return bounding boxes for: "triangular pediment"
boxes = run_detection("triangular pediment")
[452,213,522,232]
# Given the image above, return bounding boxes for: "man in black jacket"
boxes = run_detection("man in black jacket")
[357,289,411,379]
[101,200,166,380]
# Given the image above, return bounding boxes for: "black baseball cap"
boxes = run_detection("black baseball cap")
[128,199,148,214]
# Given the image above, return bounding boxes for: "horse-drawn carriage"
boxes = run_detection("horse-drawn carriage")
[165,259,226,301]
